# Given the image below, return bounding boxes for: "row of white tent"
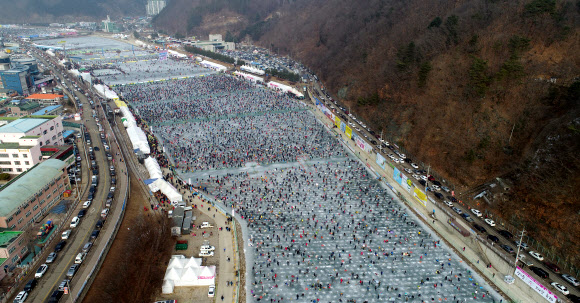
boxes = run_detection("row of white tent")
[162,255,216,294]
[233,71,264,83]
[267,80,304,98]
[240,64,265,75]
[200,60,227,71]
[144,156,183,203]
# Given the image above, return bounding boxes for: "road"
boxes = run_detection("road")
[307,87,579,301]
[12,48,129,303]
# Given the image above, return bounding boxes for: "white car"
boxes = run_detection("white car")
[208,285,215,297]
[199,251,214,257]
[550,282,569,295]
[14,291,28,303]
[404,168,413,174]
[200,245,216,251]
[471,209,482,217]
[35,264,48,278]
[420,175,428,181]
[528,251,544,261]
[410,163,419,169]
[399,153,406,159]
[431,185,441,191]
[200,222,213,228]
[70,216,80,228]
[561,274,580,287]
[82,200,92,208]
[412,174,421,180]
[61,230,71,240]
[444,201,453,207]
[484,219,495,226]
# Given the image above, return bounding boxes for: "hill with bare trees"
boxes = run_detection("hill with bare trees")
[156,0,580,268]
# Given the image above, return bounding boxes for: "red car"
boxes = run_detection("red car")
[544,262,560,273]
[428,175,436,181]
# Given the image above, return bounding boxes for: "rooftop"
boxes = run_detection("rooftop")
[0,231,23,247]
[0,118,49,133]
[31,105,62,116]
[17,102,40,111]
[26,94,64,100]
[0,142,34,149]
[0,159,66,217]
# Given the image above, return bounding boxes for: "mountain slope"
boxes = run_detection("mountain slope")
[0,0,145,23]
[158,0,580,265]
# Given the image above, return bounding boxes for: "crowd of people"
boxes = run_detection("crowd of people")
[108,61,498,302]
[115,74,304,124]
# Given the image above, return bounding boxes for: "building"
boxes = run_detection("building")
[102,16,121,33]
[189,40,235,52]
[0,137,42,174]
[0,231,26,281]
[11,58,38,76]
[25,94,64,106]
[0,116,64,146]
[31,105,63,116]
[6,101,40,117]
[146,0,167,16]
[0,65,31,95]
[0,159,69,232]
[209,34,223,42]
[0,53,10,72]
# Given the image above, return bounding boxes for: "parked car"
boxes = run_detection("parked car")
[501,245,515,254]
[543,262,561,273]
[83,200,92,208]
[61,230,71,240]
[208,285,215,297]
[46,252,57,263]
[444,201,453,207]
[498,230,514,239]
[82,242,93,253]
[471,209,482,217]
[473,224,487,233]
[14,291,27,303]
[95,220,103,229]
[75,252,86,264]
[528,251,544,261]
[66,264,80,278]
[484,219,496,226]
[35,264,48,278]
[452,207,462,215]
[58,279,70,291]
[561,274,580,287]
[91,230,100,239]
[23,279,37,292]
[199,251,214,257]
[70,216,80,228]
[434,192,444,199]
[77,209,87,218]
[550,282,569,295]
[54,241,66,252]
[514,240,529,250]
[47,290,63,303]
[487,235,500,243]
[200,245,215,251]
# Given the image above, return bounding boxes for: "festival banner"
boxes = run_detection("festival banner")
[376,153,386,169]
[355,137,366,150]
[335,117,341,128]
[413,187,427,207]
[340,121,346,133]
[159,50,168,60]
[345,126,352,139]
[393,167,403,184]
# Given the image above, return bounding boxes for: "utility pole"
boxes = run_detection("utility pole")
[513,228,526,272]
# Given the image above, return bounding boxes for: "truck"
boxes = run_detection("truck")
[91,175,98,186]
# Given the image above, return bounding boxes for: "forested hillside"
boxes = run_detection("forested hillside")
[155,0,580,266]
[0,0,144,23]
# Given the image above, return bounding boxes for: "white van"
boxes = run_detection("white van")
[75,252,86,264]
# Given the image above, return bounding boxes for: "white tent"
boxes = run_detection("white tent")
[126,125,151,154]
[234,71,264,83]
[163,255,216,293]
[148,179,183,202]
[144,157,163,179]
[162,279,174,294]
[267,81,304,98]
[240,65,265,75]
[93,84,119,99]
